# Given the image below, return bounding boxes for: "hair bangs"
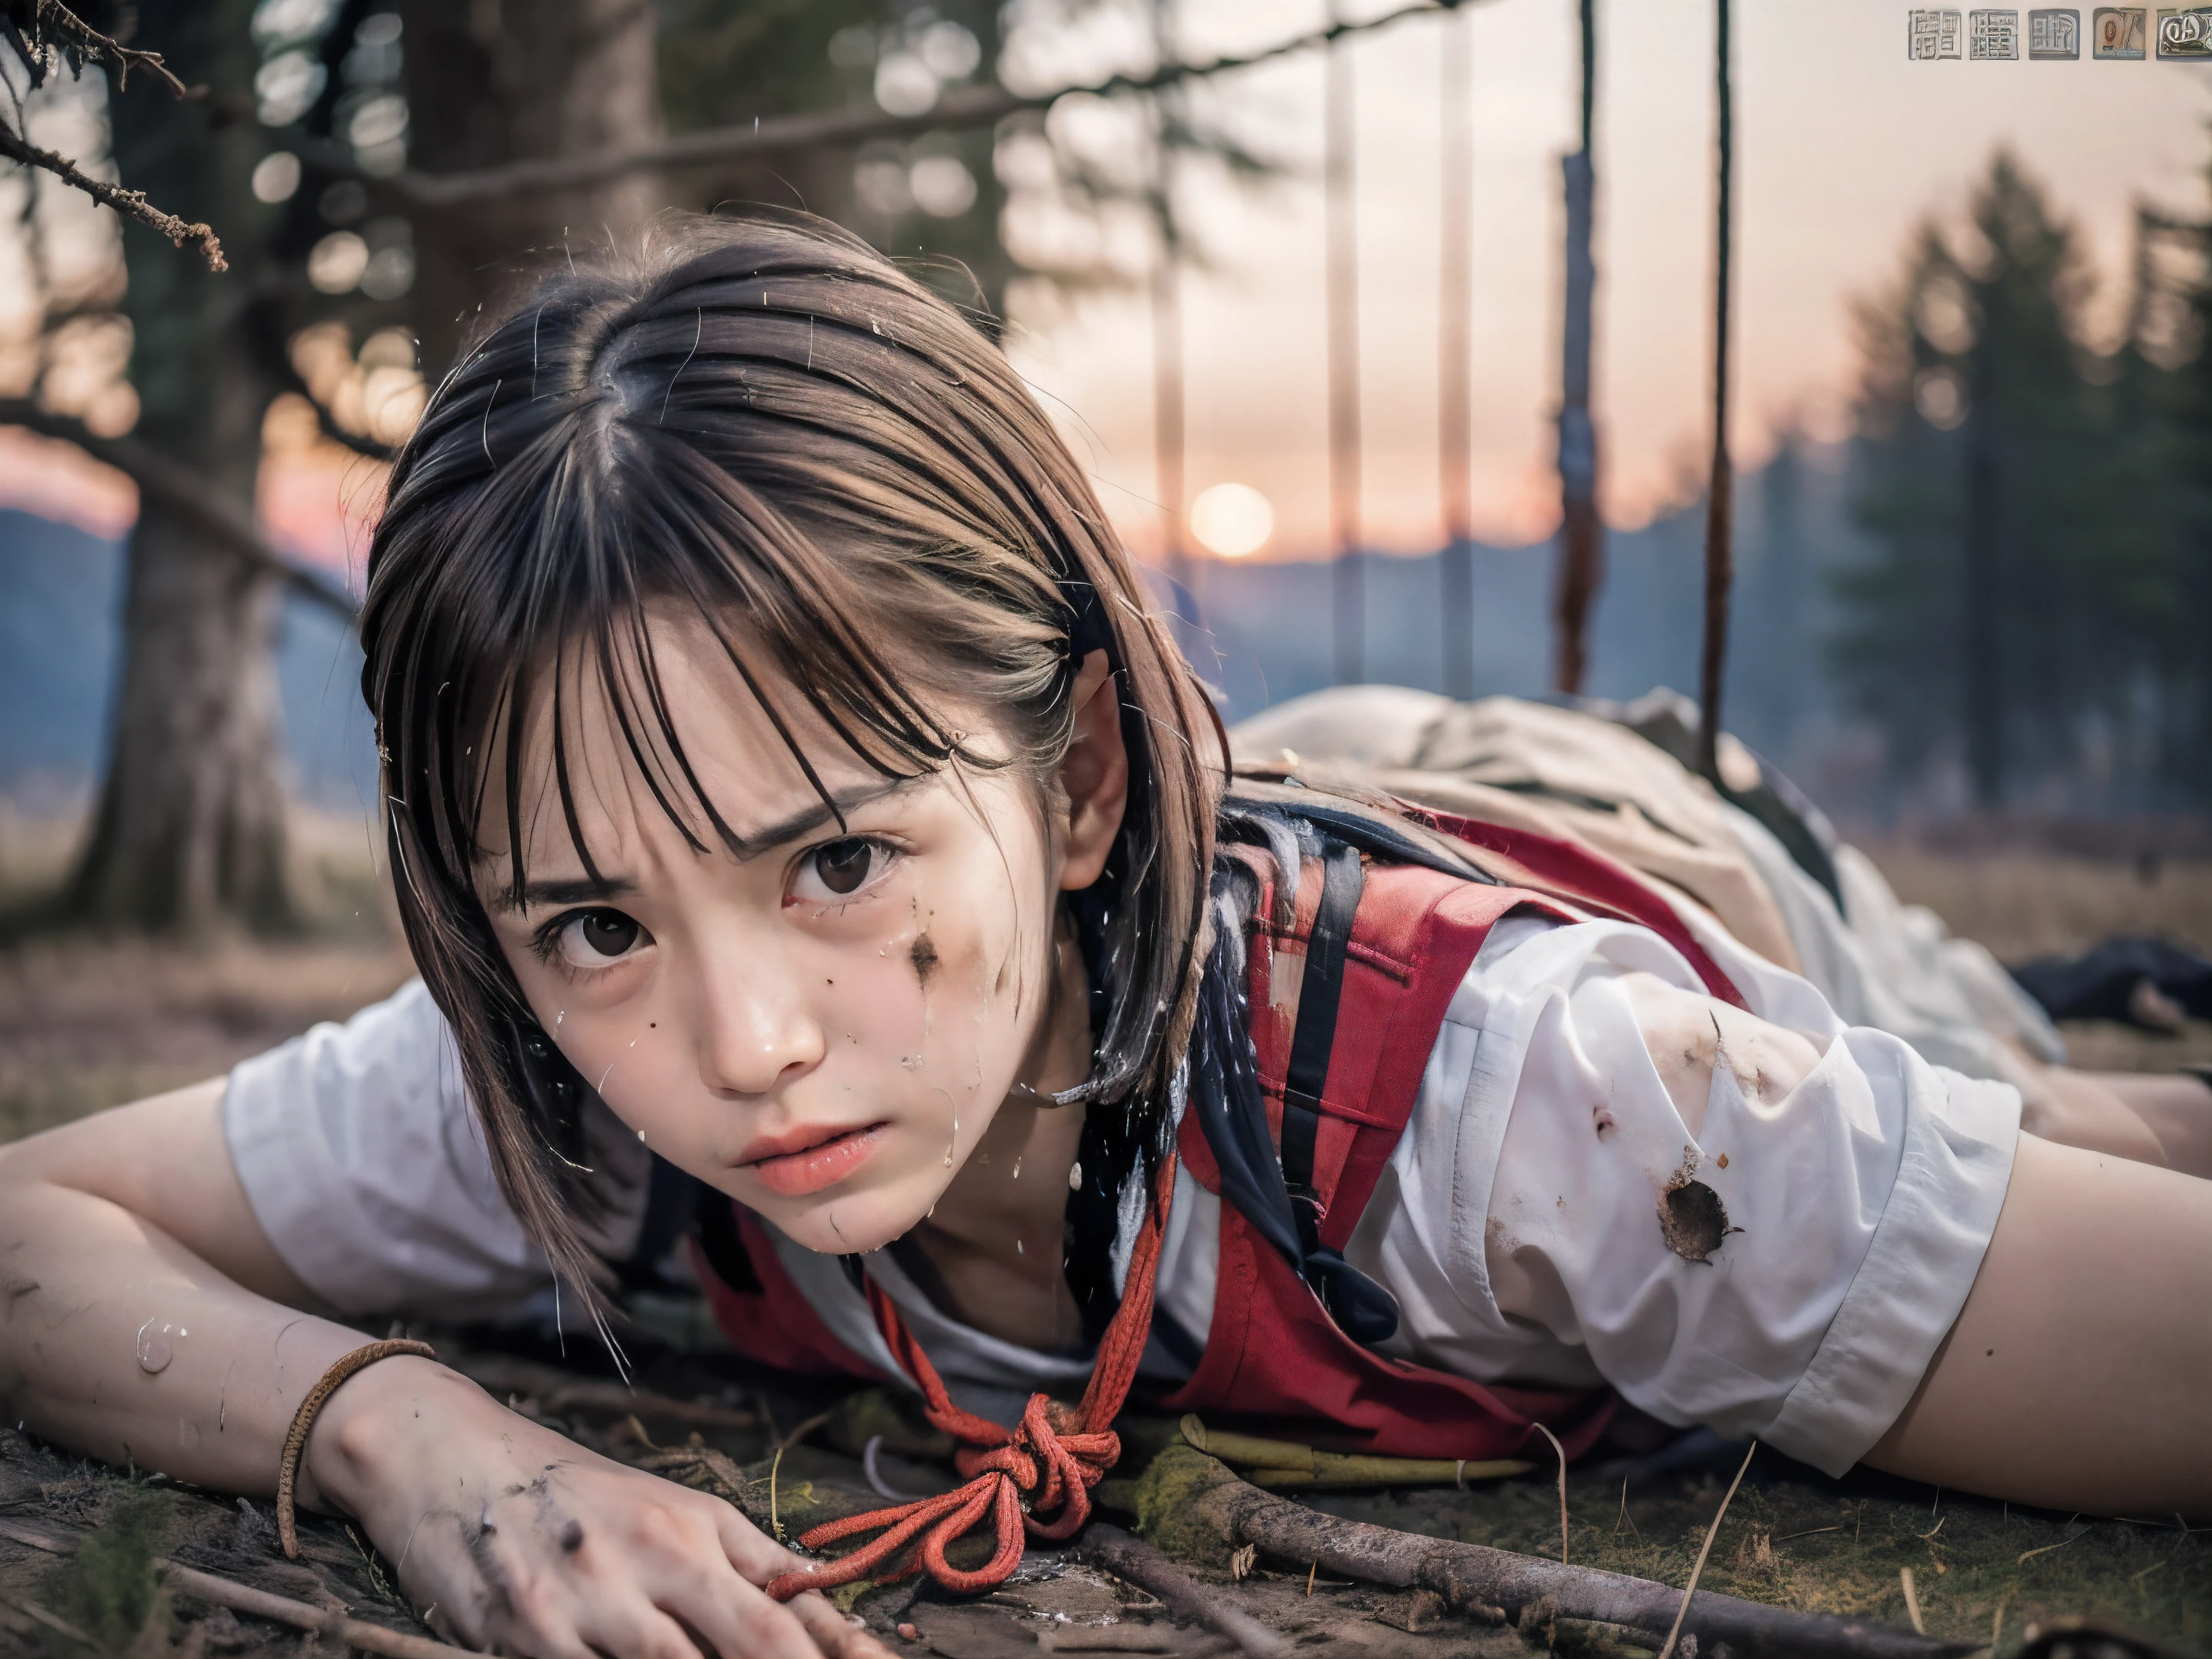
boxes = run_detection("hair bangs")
[361,212,1225,1310]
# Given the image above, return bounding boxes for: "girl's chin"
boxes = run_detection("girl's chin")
[776,1191,931,1257]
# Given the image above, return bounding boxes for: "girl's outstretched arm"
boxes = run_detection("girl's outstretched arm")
[0,1080,884,1659]
[1867,1132,2212,1515]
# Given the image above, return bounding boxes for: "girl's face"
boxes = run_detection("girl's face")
[474,616,1127,1256]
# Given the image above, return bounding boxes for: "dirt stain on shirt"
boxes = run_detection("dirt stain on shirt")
[1657,1147,1740,1263]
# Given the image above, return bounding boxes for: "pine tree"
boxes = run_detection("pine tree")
[1836,151,2159,809]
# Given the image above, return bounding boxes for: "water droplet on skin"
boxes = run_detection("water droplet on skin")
[1011,1154,1023,1180]
[1068,1160,1083,1192]
[637,1129,647,1142]
[135,1318,175,1375]
[1016,1238,1024,1256]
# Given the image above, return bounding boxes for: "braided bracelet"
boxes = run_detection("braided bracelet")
[275,1338,438,1559]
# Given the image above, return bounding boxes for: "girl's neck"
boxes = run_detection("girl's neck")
[899,911,1094,1350]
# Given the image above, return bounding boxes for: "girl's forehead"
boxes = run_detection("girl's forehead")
[477,620,877,865]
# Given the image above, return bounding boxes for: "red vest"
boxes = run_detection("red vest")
[695,813,1746,1461]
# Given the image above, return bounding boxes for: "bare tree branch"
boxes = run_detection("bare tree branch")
[10,0,191,97]
[322,0,1454,210]
[0,399,358,620]
[0,116,226,269]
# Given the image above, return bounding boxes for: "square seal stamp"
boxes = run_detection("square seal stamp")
[2156,5,2212,53]
[1970,8,2023,54]
[2093,5,2149,53]
[2030,8,2083,52]
[1909,8,1965,56]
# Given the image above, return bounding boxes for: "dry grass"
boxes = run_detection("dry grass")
[0,802,410,1144]
[1860,840,2212,962]
[1858,839,2212,1074]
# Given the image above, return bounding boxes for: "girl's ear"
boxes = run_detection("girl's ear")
[1056,649,1130,892]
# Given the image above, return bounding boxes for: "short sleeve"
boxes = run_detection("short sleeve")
[222,979,646,1320]
[1345,912,2020,1477]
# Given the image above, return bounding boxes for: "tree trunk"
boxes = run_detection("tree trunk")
[403,0,662,380]
[64,0,292,934]
[1964,346,2005,808]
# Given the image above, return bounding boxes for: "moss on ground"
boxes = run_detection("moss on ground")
[41,1488,174,1653]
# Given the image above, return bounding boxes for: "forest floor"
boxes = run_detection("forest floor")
[1,812,2208,1656]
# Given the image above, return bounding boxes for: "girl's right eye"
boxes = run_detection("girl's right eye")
[551,908,650,969]
[791,837,894,903]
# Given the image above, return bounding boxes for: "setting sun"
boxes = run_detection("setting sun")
[1189,481,1273,558]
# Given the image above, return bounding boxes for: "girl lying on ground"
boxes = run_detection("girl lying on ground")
[1225,684,2212,1175]
[2,214,2207,1659]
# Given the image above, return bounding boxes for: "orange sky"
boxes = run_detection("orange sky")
[7,0,2210,572]
[1006,0,2212,561]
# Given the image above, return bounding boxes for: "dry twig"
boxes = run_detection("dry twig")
[10,1,189,95]
[0,120,224,268]
[1527,1420,1569,1564]
[2,2,224,268]
[1655,1441,1756,1659]
[1076,1522,1292,1659]
[0,1514,471,1658]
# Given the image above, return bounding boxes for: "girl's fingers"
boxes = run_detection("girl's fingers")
[575,1597,732,1659]
[787,1590,899,1659]
[649,1548,826,1659]
[712,1497,810,1584]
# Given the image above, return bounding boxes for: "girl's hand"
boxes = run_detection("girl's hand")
[308,1357,891,1658]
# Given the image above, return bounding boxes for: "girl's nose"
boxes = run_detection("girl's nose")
[693,955,826,1097]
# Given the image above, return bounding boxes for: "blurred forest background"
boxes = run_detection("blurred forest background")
[3,0,2211,1142]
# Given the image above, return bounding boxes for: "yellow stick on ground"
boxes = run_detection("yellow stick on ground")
[1179,1416,1534,1489]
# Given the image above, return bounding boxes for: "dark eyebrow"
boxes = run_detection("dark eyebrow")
[492,875,639,915]
[489,778,929,912]
[725,777,925,862]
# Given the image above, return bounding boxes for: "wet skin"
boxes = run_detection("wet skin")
[0,632,1130,1658]
[477,622,1128,1345]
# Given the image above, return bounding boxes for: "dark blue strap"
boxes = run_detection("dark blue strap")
[1193,831,1400,1350]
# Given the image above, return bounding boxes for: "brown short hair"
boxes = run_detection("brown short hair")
[361,211,1220,1299]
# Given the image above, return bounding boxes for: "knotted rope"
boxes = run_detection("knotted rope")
[765,1156,1173,1600]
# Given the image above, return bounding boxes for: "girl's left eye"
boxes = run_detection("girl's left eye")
[792,837,895,903]
[551,908,650,968]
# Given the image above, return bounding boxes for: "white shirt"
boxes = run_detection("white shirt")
[224,912,2017,1479]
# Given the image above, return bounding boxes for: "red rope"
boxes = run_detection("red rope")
[765,1155,1175,1601]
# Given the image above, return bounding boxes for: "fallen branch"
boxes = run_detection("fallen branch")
[0,398,359,621]
[1076,1522,1293,1659]
[1134,1446,1977,1659]
[158,1559,475,1659]
[312,0,1454,210]
[0,1515,470,1659]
